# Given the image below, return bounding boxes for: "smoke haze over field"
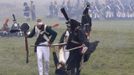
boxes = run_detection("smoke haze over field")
[0,0,133,25]
[0,0,51,17]
[0,0,53,25]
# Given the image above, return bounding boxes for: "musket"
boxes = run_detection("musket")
[31,43,84,52]
[20,23,30,63]
[24,32,29,63]
[30,42,67,47]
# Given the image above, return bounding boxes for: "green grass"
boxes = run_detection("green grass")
[0,20,134,75]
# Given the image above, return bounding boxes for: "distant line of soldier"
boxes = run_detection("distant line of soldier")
[23,0,36,21]
[47,0,134,20]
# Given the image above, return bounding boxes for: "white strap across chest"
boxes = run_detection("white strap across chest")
[35,25,49,42]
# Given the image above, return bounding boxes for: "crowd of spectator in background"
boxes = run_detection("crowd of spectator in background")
[23,1,36,21]
[48,0,134,20]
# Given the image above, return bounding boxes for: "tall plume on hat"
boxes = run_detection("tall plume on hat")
[60,8,80,30]
[83,2,90,15]
[60,8,70,21]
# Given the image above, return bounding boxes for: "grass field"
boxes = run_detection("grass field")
[0,19,134,75]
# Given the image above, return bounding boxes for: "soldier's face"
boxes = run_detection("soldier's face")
[37,25,43,29]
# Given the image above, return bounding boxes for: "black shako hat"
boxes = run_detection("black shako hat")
[20,23,29,32]
[69,19,80,31]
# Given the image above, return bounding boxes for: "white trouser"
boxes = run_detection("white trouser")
[37,42,50,75]
[64,46,69,62]
[59,46,69,63]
